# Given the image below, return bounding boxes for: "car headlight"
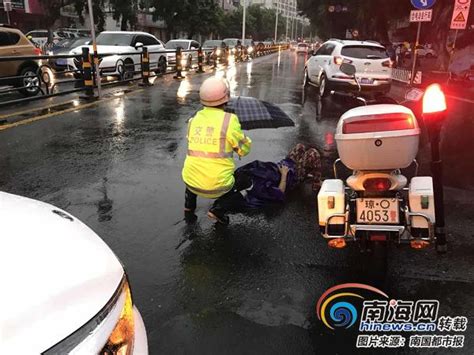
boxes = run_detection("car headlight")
[248,46,254,53]
[102,279,135,354]
[44,275,135,354]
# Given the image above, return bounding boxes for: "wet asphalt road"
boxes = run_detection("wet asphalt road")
[0,51,473,354]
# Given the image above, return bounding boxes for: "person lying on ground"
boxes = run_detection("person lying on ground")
[220,144,322,212]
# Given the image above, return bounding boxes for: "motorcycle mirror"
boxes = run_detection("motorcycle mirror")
[340,63,356,76]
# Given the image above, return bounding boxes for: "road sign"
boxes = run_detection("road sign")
[1,0,23,9]
[3,0,12,11]
[411,0,436,9]
[450,0,471,30]
[410,9,433,22]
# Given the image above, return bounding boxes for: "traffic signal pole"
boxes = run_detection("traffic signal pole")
[410,21,422,86]
[242,0,246,43]
[87,0,102,98]
[422,84,448,253]
[274,1,279,42]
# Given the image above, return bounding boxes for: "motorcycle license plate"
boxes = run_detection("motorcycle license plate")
[356,198,399,224]
[56,58,67,66]
[360,78,374,84]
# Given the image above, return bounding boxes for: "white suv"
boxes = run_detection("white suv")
[304,39,392,96]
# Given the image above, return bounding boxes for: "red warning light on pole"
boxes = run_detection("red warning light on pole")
[423,84,447,114]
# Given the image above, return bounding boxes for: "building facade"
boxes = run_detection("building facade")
[244,0,298,18]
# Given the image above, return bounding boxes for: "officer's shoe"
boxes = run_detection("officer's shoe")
[184,210,198,224]
[207,210,230,225]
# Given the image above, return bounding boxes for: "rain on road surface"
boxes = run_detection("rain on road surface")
[0,51,473,354]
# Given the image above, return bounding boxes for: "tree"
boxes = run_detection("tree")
[218,4,285,41]
[180,0,224,38]
[38,0,106,31]
[297,0,411,42]
[109,0,139,30]
[298,0,469,70]
[425,0,456,70]
[151,0,187,40]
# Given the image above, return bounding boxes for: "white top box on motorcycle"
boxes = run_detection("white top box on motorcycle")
[335,104,420,171]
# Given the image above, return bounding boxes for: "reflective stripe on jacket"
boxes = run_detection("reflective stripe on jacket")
[182,107,252,198]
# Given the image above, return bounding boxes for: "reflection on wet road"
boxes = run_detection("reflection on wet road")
[0,51,473,353]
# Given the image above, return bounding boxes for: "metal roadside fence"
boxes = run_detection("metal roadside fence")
[0,42,288,108]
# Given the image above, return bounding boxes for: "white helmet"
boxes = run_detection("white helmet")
[199,77,230,107]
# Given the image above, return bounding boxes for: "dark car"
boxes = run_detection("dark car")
[48,37,91,71]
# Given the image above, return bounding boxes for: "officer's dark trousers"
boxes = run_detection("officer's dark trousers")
[185,171,252,215]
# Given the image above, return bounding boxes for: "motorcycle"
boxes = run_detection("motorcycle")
[313,64,398,118]
[329,63,398,106]
[317,63,436,277]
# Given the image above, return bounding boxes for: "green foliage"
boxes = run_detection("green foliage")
[297,0,412,41]
[181,0,224,38]
[38,0,106,31]
[109,0,139,30]
[219,4,287,41]
[151,0,185,39]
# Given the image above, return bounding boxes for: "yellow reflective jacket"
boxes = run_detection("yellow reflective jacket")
[182,107,252,198]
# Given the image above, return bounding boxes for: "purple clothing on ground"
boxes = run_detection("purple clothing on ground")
[235,159,297,209]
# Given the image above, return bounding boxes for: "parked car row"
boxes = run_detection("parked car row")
[1,24,287,97]
[69,31,169,79]
[25,29,91,48]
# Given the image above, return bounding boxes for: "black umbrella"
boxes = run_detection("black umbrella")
[225,96,295,130]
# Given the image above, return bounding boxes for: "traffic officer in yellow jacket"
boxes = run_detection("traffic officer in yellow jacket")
[182,77,252,224]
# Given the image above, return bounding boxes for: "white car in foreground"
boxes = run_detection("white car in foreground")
[70,31,168,78]
[0,192,148,354]
[304,39,392,96]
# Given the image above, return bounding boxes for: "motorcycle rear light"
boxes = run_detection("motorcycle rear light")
[363,178,392,192]
[328,238,347,249]
[423,84,446,114]
[382,60,392,68]
[342,113,415,134]
[410,240,430,249]
[370,233,387,241]
[333,56,343,65]
[34,47,42,55]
